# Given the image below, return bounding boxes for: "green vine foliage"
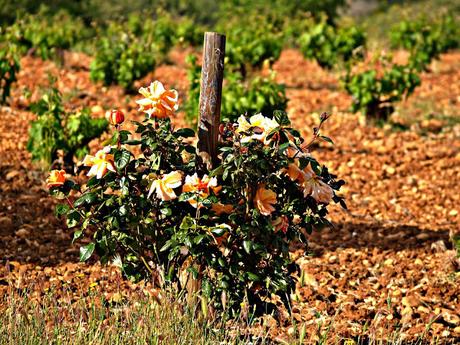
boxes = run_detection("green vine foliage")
[91,10,203,90]
[89,22,160,90]
[343,61,420,120]
[174,17,206,47]
[185,55,287,125]
[341,15,459,120]
[2,7,89,62]
[221,16,284,76]
[390,15,459,71]
[299,19,366,70]
[0,43,20,104]
[221,73,287,122]
[27,87,108,169]
[49,83,345,317]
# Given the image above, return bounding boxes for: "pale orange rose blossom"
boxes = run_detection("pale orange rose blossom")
[136,81,179,119]
[82,146,116,179]
[254,184,277,216]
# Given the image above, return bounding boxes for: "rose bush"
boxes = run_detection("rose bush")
[48,80,344,316]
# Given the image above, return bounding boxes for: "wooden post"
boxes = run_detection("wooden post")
[197,32,226,169]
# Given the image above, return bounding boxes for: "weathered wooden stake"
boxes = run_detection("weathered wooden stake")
[197,32,226,169]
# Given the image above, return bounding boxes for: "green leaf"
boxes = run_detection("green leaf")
[79,242,95,262]
[180,216,195,230]
[243,240,252,254]
[160,208,172,216]
[218,257,226,267]
[125,139,142,145]
[160,240,174,252]
[202,198,212,207]
[219,147,233,153]
[320,135,334,145]
[273,110,290,126]
[247,272,261,281]
[74,192,97,207]
[86,176,100,188]
[115,149,131,171]
[108,131,119,146]
[49,188,66,200]
[55,204,70,216]
[72,230,83,243]
[187,266,199,279]
[278,142,290,153]
[202,278,212,297]
[194,234,207,244]
[66,210,81,228]
[174,128,195,138]
[118,130,130,143]
[209,165,224,177]
[211,227,227,237]
[222,168,230,181]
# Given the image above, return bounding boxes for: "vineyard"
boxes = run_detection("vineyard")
[0,0,459,344]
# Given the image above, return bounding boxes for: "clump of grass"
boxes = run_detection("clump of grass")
[0,286,270,345]
[0,282,450,344]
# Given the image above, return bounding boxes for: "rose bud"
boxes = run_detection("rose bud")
[107,109,125,125]
[219,123,225,135]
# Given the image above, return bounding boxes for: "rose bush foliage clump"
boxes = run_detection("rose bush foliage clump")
[48,81,344,316]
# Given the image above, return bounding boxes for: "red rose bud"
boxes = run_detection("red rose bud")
[107,109,124,125]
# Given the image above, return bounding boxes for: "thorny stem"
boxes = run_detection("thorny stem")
[119,240,153,275]
[64,195,87,224]
[64,195,74,209]
[301,112,330,151]
[141,255,154,275]
[194,190,200,232]
[116,124,121,150]
[64,195,103,233]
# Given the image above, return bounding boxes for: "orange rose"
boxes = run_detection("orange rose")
[272,215,289,234]
[83,146,116,179]
[235,114,279,144]
[211,202,234,215]
[302,177,333,204]
[106,109,124,125]
[149,171,183,201]
[284,158,317,182]
[46,169,66,188]
[182,173,219,208]
[254,184,277,216]
[285,162,304,182]
[284,160,333,204]
[136,81,179,119]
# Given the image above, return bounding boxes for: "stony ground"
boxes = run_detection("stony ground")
[0,48,459,343]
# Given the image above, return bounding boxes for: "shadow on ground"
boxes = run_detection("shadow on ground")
[307,221,451,253]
